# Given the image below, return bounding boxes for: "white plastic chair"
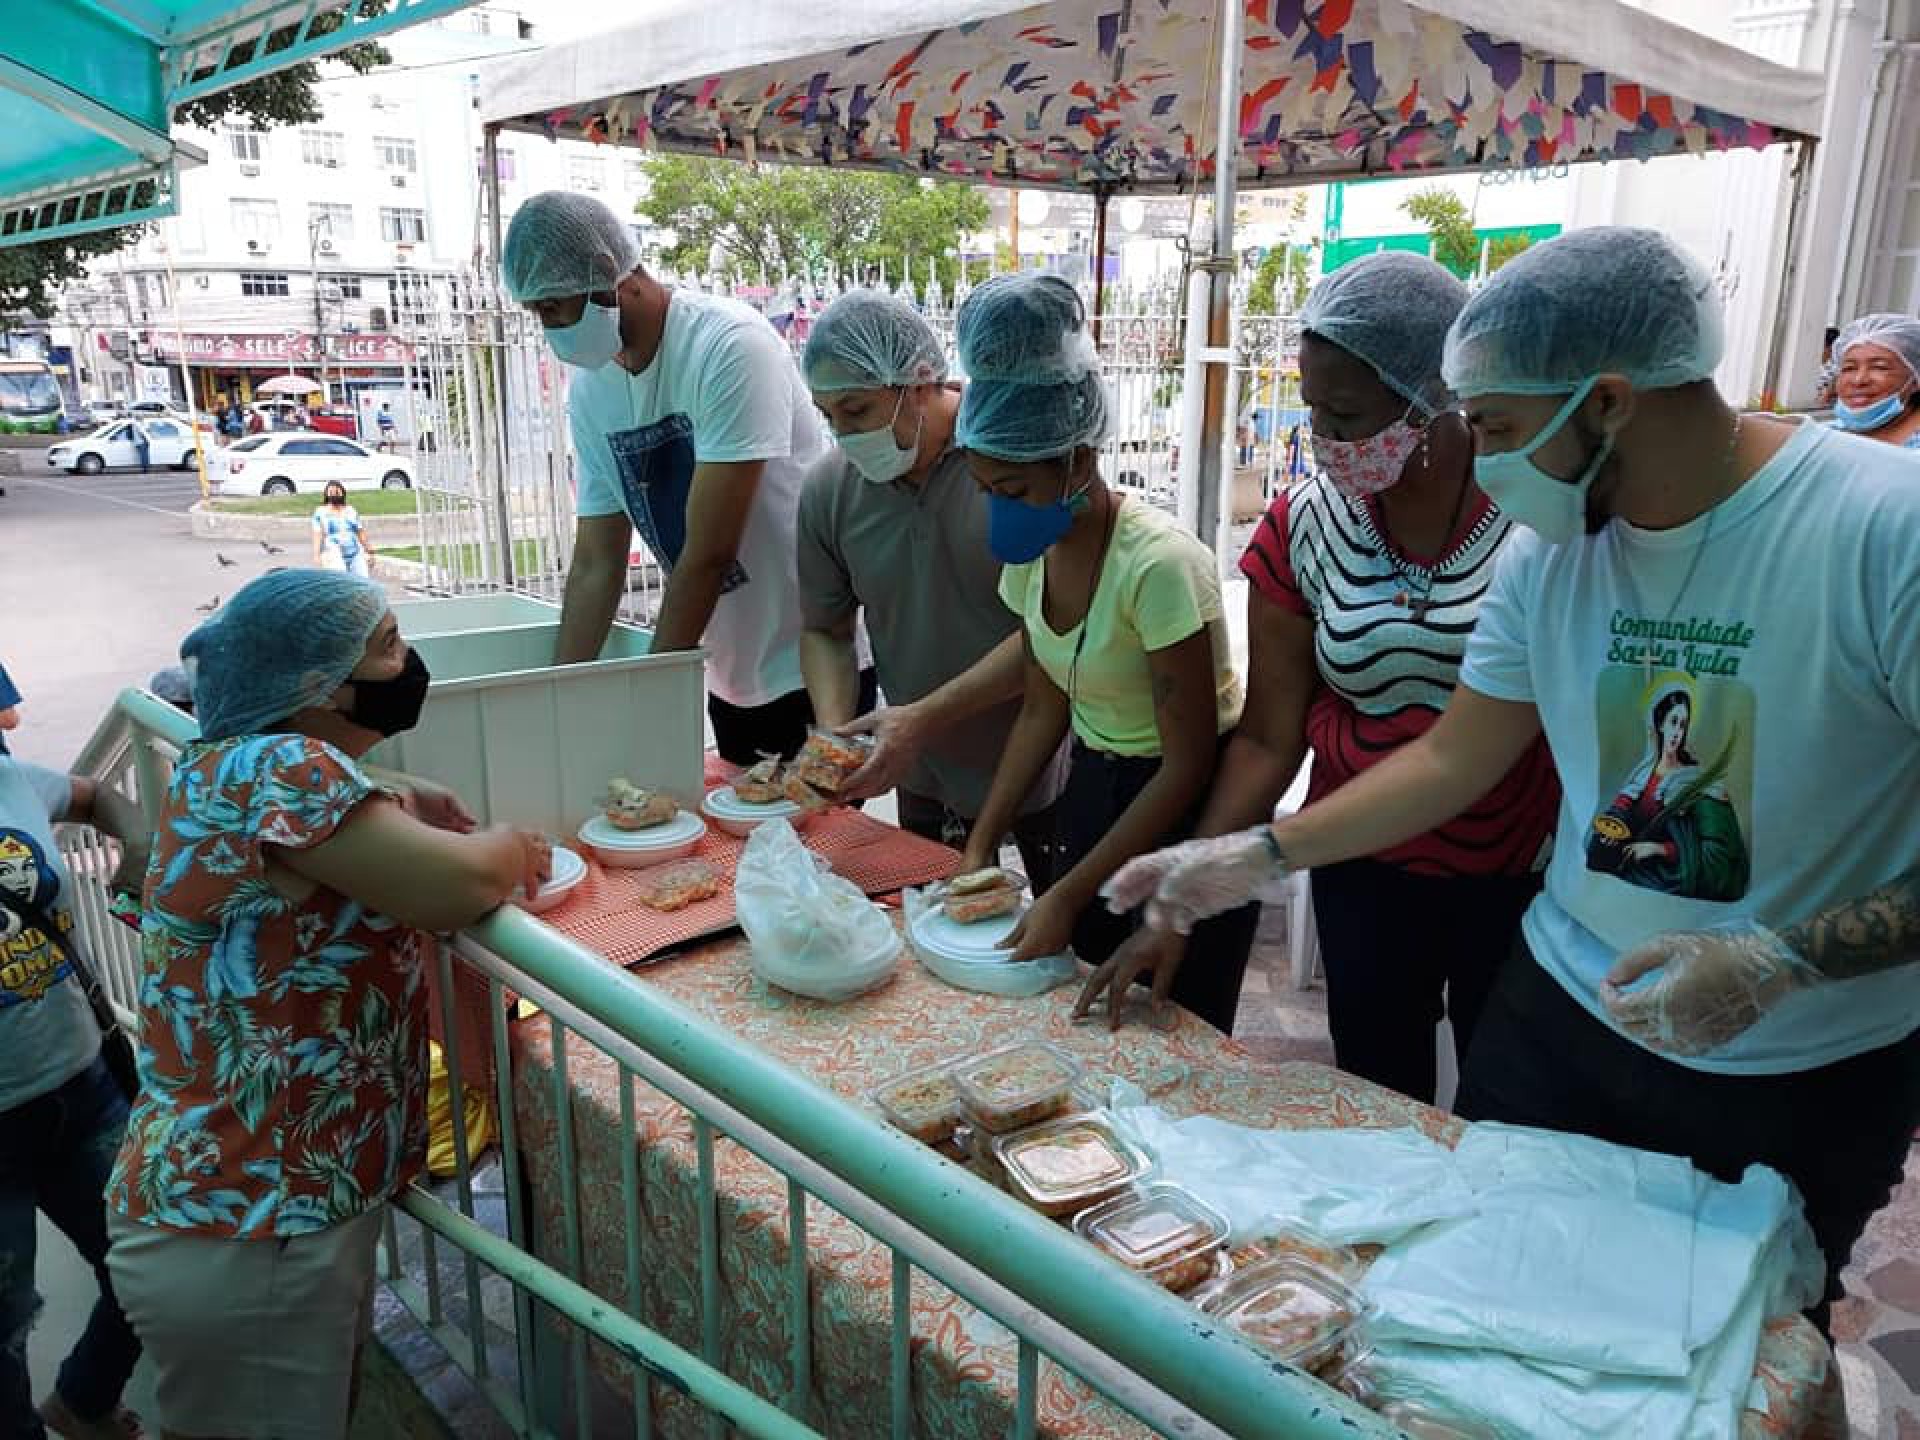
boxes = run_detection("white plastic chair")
[1273,763,1322,991]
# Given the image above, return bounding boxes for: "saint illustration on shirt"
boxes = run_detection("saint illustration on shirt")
[1587,679,1752,901]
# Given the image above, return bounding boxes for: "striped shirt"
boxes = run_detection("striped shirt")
[1239,474,1558,877]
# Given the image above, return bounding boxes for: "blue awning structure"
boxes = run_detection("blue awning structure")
[0,0,481,248]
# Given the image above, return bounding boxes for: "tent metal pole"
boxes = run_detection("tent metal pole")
[1091,187,1110,344]
[1179,0,1245,558]
[1758,137,1816,411]
[483,124,507,272]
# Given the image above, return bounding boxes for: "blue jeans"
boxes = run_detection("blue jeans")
[0,1057,139,1439]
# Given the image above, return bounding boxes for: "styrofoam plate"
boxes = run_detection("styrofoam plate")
[578,810,705,867]
[516,844,587,915]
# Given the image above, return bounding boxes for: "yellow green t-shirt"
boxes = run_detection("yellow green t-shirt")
[998,499,1243,757]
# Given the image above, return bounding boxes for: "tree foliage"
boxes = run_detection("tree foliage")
[0,9,388,316]
[1399,186,1533,279]
[1246,242,1316,316]
[636,156,991,292]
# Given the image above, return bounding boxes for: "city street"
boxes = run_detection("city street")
[0,461,399,770]
[12,460,207,515]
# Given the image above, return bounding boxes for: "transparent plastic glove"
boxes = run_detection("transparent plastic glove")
[1101,828,1285,936]
[836,702,926,803]
[1600,922,1816,1058]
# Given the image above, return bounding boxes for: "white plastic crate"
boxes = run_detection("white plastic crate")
[370,597,706,836]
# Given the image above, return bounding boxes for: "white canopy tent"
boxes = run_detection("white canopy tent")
[477,0,1825,548]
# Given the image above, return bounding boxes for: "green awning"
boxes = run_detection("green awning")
[0,0,480,247]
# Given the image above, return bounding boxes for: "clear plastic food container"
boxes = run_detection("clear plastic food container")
[1248,1222,1366,1282]
[991,1112,1153,1217]
[1197,1256,1371,1377]
[869,1062,965,1146]
[952,1041,1081,1134]
[1073,1183,1229,1293]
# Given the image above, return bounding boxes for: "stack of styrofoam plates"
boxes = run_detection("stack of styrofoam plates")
[576,810,705,868]
[516,843,588,914]
[701,785,810,838]
[909,902,1028,966]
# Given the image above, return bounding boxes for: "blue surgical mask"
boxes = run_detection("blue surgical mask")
[839,390,921,484]
[1832,390,1910,433]
[546,297,622,370]
[987,474,1091,564]
[1472,377,1612,545]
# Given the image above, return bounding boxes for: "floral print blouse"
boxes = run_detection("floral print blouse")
[109,735,428,1238]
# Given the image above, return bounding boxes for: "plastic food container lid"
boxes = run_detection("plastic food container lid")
[704,784,803,817]
[991,1111,1153,1208]
[578,809,704,851]
[1197,1256,1371,1374]
[910,904,1026,962]
[513,843,587,910]
[868,1062,964,1135]
[952,1041,1081,1117]
[1073,1183,1229,1272]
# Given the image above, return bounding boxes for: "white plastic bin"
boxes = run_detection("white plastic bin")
[369,597,705,835]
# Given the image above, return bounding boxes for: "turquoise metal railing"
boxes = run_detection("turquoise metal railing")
[61,688,1401,1440]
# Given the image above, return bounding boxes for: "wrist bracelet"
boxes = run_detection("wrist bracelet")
[1258,826,1291,872]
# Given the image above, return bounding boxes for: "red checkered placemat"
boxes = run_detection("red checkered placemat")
[542,756,958,968]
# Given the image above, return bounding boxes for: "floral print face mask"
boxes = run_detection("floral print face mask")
[1314,413,1427,500]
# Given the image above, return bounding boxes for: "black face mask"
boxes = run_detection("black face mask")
[345,647,431,737]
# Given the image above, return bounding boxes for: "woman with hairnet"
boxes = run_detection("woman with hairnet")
[796,291,1068,878]
[1102,227,1920,1332]
[105,571,550,1440]
[1828,313,1920,450]
[502,190,835,764]
[952,273,1255,1033]
[1076,253,1558,1104]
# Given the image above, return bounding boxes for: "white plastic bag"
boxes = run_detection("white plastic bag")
[901,884,1079,997]
[1104,1082,1478,1244]
[735,820,900,1001]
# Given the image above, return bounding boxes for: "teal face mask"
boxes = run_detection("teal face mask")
[1832,390,1909,434]
[1472,377,1612,544]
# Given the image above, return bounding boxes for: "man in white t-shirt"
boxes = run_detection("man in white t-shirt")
[502,191,862,762]
[1104,229,1920,1331]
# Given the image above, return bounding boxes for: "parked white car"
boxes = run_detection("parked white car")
[45,417,202,474]
[209,431,415,498]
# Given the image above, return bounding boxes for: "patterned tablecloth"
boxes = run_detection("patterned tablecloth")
[509,934,1847,1439]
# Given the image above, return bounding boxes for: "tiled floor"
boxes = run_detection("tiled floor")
[1232,905,1920,1438]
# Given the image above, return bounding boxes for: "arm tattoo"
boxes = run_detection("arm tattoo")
[1780,863,1920,981]
[1151,672,1178,710]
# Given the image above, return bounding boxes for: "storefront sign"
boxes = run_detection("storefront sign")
[152,332,414,366]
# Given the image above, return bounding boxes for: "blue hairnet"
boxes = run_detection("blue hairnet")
[501,191,643,304]
[1834,313,1920,388]
[954,272,1110,462]
[182,571,387,740]
[1301,253,1468,417]
[803,290,947,393]
[1443,228,1724,398]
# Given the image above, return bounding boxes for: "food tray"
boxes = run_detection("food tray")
[952,1041,1081,1134]
[991,1111,1153,1217]
[1073,1183,1230,1293]
[1197,1256,1371,1377]
[869,1062,965,1146]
